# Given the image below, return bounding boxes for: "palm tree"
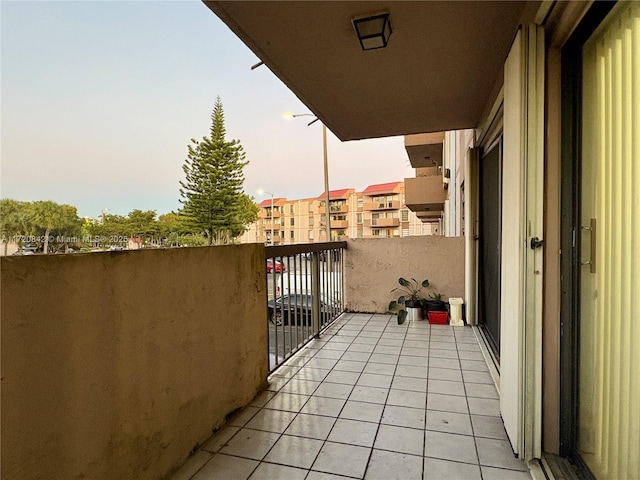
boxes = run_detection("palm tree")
[29,201,64,254]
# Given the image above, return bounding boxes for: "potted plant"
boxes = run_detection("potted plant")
[422,292,446,313]
[423,292,448,324]
[388,277,430,325]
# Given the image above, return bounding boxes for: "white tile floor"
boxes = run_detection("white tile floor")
[170,313,531,480]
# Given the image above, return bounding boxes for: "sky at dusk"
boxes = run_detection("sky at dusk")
[1,1,415,219]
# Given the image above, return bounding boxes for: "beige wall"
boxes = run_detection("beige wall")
[344,236,465,313]
[1,245,268,480]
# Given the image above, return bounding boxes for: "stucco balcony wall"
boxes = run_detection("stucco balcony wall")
[365,218,401,228]
[344,236,464,313]
[0,245,268,480]
[363,200,402,211]
[405,176,447,213]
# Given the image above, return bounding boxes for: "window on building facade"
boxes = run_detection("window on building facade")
[290,218,295,226]
[290,231,294,239]
[357,228,363,238]
[290,204,294,214]
[401,209,409,222]
[356,213,363,224]
[357,197,363,208]
[309,230,314,239]
[402,228,410,237]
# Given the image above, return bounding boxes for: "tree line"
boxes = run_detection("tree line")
[0,200,215,255]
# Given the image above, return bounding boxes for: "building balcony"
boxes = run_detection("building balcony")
[259,210,282,219]
[404,176,447,217]
[404,132,445,168]
[363,200,401,211]
[262,223,283,231]
[329,220,349,229]
[1,237,528,480]
[319,204,349,214]
[365,218,400,228]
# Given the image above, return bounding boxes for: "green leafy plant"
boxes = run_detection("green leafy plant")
[388,277,430,324]
[428,292,443,301]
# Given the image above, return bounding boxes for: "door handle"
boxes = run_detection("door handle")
[581,219,596,274]
[530,237,544,250]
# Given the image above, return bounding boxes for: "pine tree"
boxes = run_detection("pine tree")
[180,97,254,245]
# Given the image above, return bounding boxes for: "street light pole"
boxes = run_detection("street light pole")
[322,123,331,242]
[285,113,331,242]
[269,193,274,245]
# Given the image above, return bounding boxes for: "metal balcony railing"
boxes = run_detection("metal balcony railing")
[265,241,346,373]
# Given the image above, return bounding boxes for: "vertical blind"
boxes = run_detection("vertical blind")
[579,2,640,479]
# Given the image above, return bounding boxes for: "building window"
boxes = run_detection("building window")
[356,213,363,224]
[357,197,363,208]
[309,230,314,239]
[357,228,363,238]
[401,209,409,222]
[290,218,295,226]
[290,204,294,214]
[402,228,410,237]
[290,231,295,239]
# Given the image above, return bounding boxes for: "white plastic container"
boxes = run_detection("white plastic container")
[449,298,464,326]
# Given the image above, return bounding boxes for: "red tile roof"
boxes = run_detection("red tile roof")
[258,197,287,207]
[362,182,403,194]
[316,188,354,200]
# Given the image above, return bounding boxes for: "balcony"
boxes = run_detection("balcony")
[363,201,401,211]
[365,218,400,228]
[329,220,349,229]
[262,222,283,231]
[404,132,445,168]
[319,204,349,215]
[1,237,528,480]
[259,210,282,219]
[170,314,527,480]
[404,176,447,218]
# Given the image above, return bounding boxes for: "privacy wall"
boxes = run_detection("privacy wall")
[344,236,465,313]
[1,245,268,480]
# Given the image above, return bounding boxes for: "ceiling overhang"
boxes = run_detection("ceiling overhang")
[205,1,530,141]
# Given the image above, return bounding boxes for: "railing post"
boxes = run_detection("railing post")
[311,252,321,338]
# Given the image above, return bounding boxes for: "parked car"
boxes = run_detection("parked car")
[267,294,335,326]
[266,259,285,273]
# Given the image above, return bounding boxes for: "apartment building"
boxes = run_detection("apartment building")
[240,181,438,244]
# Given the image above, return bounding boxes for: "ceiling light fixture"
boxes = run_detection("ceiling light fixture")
[352,12,392,51]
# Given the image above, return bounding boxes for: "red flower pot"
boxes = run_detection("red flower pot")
[428,311,448,325]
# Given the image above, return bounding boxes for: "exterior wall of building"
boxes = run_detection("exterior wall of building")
[241,183,433,244]
[0,246,268,480]
[344,236,465,314]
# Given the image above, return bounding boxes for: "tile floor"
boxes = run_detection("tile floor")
[170,313,531,480]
